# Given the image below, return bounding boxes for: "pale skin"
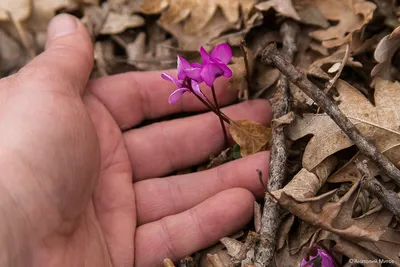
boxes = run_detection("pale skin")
[0,14,271,267]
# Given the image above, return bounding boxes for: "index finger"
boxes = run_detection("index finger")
[87,70,237,130]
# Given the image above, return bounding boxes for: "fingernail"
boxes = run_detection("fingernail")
[47,14,78,41]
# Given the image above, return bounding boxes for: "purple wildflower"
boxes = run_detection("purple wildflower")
[301,248,335,267]
[200,44,233,87]
[161,73,205,104]
[177,56,203,83]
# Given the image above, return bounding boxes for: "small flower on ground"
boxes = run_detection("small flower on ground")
[161,73,205,104]
[301,248,335,267]
[200,44,233,87]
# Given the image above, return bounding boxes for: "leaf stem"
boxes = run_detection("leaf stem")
[212,85,229,146]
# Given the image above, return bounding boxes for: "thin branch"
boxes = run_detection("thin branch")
[261,43,400,188]
[356,160,400,218]
[255,20,299,267]
[324,44,351,94]
[239,40,251,101]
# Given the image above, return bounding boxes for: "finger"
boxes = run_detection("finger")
[124,99,271,180]
[134,188,255,267]
[135,152,269,225]
[17,14,93,96]
[87,71,237,130]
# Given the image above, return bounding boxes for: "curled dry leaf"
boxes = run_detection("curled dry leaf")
[220,237,243,258]
[308,47,363,79]
[371,25,400,84]
[309,0,376,48]
[229,120,272,157]
[287,79,400,171]
[271,112,295,128]
[140,0,257,34]
[273,156,337,200]
[100,12,145,34]
[256,0,301,20]
[273,180,392,243]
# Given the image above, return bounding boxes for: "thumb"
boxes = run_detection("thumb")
[18,14,93,96]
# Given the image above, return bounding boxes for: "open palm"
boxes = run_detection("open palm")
[0,15,270,267]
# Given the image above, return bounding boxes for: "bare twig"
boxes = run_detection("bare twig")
[255,20,299,267]
[324,44,351,94]
[239,40,251,101]
[356,160,400,218]
[6,11,35,59]
[261,43,400,188]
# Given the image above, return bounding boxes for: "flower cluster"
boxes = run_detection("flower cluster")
[161,44,233,104]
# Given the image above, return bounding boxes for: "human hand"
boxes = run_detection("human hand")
[0,14,271,267]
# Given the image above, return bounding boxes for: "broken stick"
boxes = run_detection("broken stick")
[261,43,400,188]
[356,160,400,218]
[255,21,299,267]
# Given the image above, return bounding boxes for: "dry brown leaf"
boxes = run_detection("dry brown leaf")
[273,156,337,200]
[309,0,376,48]
[229,120,271,157]
[276,214,295,250]
[100,12,145,34]
[0,28,28,76]
[206,254,226,267]
[228,47,255,96]
[159,10,234,51]
[140,0,257,34]
[272,242,304,267]
[287,79,400,171]
[273,180,391,242]
[163,258,176,267]
[294,0,329,28]
[0,0,30,21]
[308,47,363,79]
[209,12,263,48]
[256,0,301,20]
[371,26,400,83]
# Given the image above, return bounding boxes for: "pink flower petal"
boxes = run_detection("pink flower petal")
[191,80,206,100]
[185,67,204,83]
[191,62,203,68]
[200,46,210,64]
[161,73,182,87]
[216,63,232,78]
[201,63,224,87]
[177,56,191,80]
[168,88,189,104]
[301,249,335,267]
[210,44,232,65]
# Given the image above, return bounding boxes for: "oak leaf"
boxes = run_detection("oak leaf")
[255,0,300,20]
[229,120,271,157]
[371,26,400,84]
[309,0,376,48]
[140,0,257,33]
[287,79,400,171]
